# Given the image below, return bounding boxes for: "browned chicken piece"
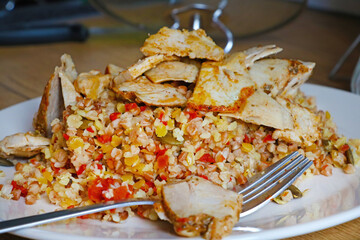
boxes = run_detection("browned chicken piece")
[105,64,125,76]
[222,45,282,73]
[33,54,77,137]
[59,53,78,82]
[113,77,187,107]
[243,45,283,67]
[273,97,321,145]
[144,60,200,83]
[157,176,242,240]
[130,54,179,80]
[220,90,294,130]
[74,70,112,100]
[187,61,255,112]
[140,27,224,61]
[60,70,81,107]
[0,132,50,158]
[33,68,63,137]
[187,45,282,113]
[249,59,315,98]
[113,55,178,86]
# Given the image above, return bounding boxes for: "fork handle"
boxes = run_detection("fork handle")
[0,199,155,234]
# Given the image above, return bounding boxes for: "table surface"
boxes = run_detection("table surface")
[0,7,360,240]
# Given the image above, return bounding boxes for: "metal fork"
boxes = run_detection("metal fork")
[0,151,312,234]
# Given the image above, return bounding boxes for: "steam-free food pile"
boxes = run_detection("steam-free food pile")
[0,27,359,240]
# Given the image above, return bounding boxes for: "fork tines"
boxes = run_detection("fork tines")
[239,151,313,217]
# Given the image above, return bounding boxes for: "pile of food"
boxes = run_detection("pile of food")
[0,27,359,239]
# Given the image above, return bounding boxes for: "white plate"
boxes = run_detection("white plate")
[0,83,360,240]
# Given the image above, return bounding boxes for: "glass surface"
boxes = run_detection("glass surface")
[89,0,306,41]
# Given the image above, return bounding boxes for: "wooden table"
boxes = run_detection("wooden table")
[0,7,359,240]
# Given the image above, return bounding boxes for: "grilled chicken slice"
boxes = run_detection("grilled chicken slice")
[105,64,125,76]
[249,59,315,97]
[243,45,283,67]
[144,60,200,83]
[74,70,112,100]
[188,45,283,112]
[128,54,178,80]
[113,77,187,107]
[187,61,255,112]
[33,68,63,137]
[0,132,50,158]
[158,176,242,240]
[220,90,294,130]
[273,98,321,144]
[60,70,81,107]
[140,27,224,61]
[59,53,78,82]
[33,54,77,137]
[113,54,178,87]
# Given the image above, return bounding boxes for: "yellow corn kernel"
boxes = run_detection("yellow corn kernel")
[42,147,51,159]
[94,119,104,130]
[305,143,317,152]
[124,155,140,167]
[43,171,53,182]
[101,144,113,154]
[68,136,84,150]
[124,128,132,135]
[84,199,94,206]
[111,135,122,148]
[121,173,133,182]
[186,153,195,166]
[167,119,175,130]
[334,137,347,149]
[116,103,126,113]
[122,144,131,152]
[133,179,145,189]
[60,198,76,209]
[241,143,253,153]
[325,111,331,119]
[155,123,167,137]
[134,163,145,172]
[171,108,181,118]
[46,187,51,195]
[37,177,47,185]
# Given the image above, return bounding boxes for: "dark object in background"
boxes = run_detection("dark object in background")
[0,0,98,45]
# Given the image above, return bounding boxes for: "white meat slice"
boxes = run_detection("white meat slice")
[187,61,255,112]
[59,53,78,82]
[243,45,283,67]
[105,64,125,76]
[128,54,178,80]
[140,27,224,61]
[249,59,315,97]
[60,70,81,107]
[221,90,294,130]
[187,45,282,112]
[159,176,242,240]
[33,54,77,137]
[113,77,187,107]
[33,67,63,137]
[74,70,111,100]
[113,55,178,87]
[144,60,200,83]
[273,98,321,145]
[0,132,50,158]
